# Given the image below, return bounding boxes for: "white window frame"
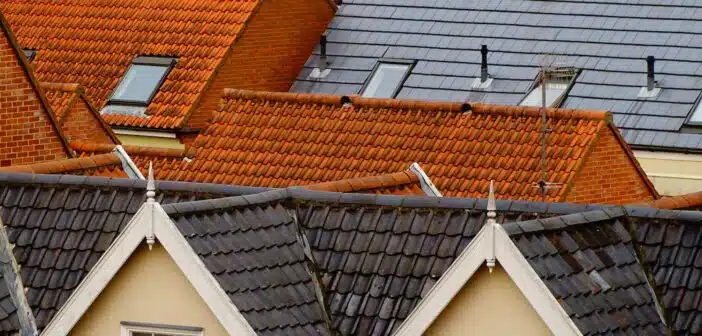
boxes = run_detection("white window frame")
[360,59,414,98]
[688,94,702,125]
[120,321,204,336]
[519,68,578,108]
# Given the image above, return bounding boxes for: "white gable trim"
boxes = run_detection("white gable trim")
[113,145,145,180]
[393,222,582,336]
[408,162,443,197]
[40,202,256,335]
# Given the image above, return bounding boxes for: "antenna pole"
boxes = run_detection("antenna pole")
[539,68,548,201]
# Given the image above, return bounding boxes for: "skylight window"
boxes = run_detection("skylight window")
[690,99,702,124]
[22,49,36,62]
[520,67,578,108]
[108,56,176,107]
[361,61,413,98]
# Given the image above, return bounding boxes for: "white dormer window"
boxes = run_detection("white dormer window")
[361,61,413,98]
[520,67,577,108]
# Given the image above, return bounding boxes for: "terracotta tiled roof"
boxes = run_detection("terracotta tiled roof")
[40,82,120,144]
[70,141,188,178]
[0,1,262,129]
[304,170,427,196]
[630,191,702,210]
[161,89,617,201]
[0,153,127,178]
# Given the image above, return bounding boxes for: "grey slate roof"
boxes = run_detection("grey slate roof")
[169,203,333,335]
[0,173,265,331]
[291,0,702,151]
[164,189,695,335]
[507,210,667,335]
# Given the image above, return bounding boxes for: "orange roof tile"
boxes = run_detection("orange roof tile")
[40,82,120,144]
[0,153,127,178]
[70,141,188,178]
[630,191,702,210]
[0,1,262,129]
[159,89,615,201]
[304,170,427,196]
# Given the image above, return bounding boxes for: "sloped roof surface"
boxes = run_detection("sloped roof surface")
[0,0,260,129]
[304,169,427,195]
[0,153,128,178]
[70,141,188,178]
[291,0,702,151]
[506,210,667,334]
[632,191,702,211]
[165,89,609,201]
[0,173,266,330]
[169,203,332,335]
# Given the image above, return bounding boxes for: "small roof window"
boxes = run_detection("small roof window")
[361,61,413,98]
[108,56,176,107]
[690,99,702,124]
[23,49,36,62]
[520,67,578,108]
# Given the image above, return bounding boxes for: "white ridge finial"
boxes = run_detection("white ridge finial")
[486,180,496,273]
[487,180,496,218]
[146,161,155,203]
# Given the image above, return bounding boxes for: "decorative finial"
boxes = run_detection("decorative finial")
[486,180,496,273]
[146,161,155,203]
[146,161,155,250]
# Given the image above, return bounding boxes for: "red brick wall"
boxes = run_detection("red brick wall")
[565,128,655,205]
[61,99,116,144]
[185,0,335,130]
[0,31,67,167]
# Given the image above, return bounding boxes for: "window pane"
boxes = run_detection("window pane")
[691,101,702,123]
[520,82,569,107]
[111,64,169,103]
[361,63,410,98]
[131,332,152,336]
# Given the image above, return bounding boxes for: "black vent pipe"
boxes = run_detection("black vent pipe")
[646,56,655,91]
[480,45,489,83]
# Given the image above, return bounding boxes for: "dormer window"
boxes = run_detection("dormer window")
[108,56,176,107]
[520,67,578,108]
[361,60,413,98]
[23,49,36,62]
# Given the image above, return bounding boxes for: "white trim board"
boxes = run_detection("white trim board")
[408,162,443,197]
[41,202,256,335]
[113,145,146,180]
[113,128,178,139]
[393,222,582,336]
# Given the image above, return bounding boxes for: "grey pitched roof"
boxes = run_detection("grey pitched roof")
[169,203,333,335]
[507,210,667,335]
[291,0,702,151]
[164,189,698,335]
[0,173,266,331]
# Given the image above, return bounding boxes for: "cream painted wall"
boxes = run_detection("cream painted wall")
[70,243,228,336]
[634,150,702,196]
[426,264,551,336]
[117,134,185,150]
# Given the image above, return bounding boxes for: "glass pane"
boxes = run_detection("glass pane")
[691,101,702,123]
[520,82,569,107]
[131,332,152,336]
[111,64,169,103]
[361,63,410,98]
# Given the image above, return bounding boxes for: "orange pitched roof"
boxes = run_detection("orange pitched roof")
[630,191,702,210]
[0,0,262,130]
[0,153,127,178]
[304,170,427,196]
[160,89,614,201]
[0,12,73,167]
[41,82,120,144]
[70,141,188,178]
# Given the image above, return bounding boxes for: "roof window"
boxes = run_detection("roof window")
[689,98,702,124]
[108,56,176,107]
[22,49,36,62]
[361,60,413,98]
[520,67,578,108]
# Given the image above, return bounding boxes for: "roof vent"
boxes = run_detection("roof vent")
[471,45,492,89]
[308,32,331,79]
[461,103,472,113]
[637,56,660,98]
[340,96,352,107]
